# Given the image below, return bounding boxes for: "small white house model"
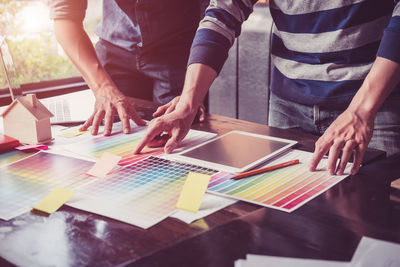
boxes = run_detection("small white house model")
[1,94,54,144]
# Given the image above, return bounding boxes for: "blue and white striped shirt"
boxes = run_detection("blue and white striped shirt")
[188,0,400,107]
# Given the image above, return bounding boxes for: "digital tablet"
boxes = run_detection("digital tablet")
[173,130,297,173]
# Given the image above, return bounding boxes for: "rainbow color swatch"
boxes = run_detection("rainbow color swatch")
[64,130,160,166]
[68,156,218,229]
[0,152,95,220]
[0,150,36,168]
[0,129,217,227]
[64,129,216,166]
[208,150,351,212]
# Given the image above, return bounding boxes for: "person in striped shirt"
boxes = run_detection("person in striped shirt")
[135,0,400,176]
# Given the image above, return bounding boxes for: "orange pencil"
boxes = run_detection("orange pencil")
[232,159,300,180]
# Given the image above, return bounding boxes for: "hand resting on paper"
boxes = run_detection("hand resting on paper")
[80,87,146,136]
[135,96,207,152]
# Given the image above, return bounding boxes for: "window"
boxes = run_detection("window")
[0,0,101,97]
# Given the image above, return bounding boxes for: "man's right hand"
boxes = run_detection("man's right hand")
[152,96,207,122]
[134,63,217,154]
[134,100,198,154]
[80,86,146,136]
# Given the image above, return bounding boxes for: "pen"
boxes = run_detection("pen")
[232,159,300,180]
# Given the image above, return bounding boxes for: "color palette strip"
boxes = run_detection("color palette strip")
[63,130,160,166]
[0,150,36,168]
[208,150,351,212]
[0,152,95,220]
[63,128,216,166]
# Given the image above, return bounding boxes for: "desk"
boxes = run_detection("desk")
[0,97,399,267]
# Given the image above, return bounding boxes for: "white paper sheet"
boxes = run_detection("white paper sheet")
[236,255,348,267]
[170,193,237,224]
[351,237,400,267]
[235,237,400,267]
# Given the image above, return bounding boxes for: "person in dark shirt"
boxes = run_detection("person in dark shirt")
[49,0,203,135]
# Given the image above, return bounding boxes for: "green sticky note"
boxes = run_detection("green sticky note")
[33,187,74,214]
[176,172,211,213]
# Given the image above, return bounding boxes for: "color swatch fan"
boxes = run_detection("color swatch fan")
[63,128,216,166]
[208,150,351,212]
[0,152,94,220]
[68,156,218,229]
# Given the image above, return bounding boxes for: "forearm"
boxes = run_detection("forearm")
[354,1,400,116]
[177,63,217,113]
[53,19,115,93]
[348,57,400,120]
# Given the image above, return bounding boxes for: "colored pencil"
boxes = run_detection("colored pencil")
[232,159,300,180]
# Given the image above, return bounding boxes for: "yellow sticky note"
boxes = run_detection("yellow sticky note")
[176,172,211,212]
[59,129,88,138]
[33,187,74,214]
[87,152,121,178]
[191,219,210,230]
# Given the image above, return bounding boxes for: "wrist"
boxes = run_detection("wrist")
[348,57,400,119]
[348,79,377,119]
[176,95,199,116]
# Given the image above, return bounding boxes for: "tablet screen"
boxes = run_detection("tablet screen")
[176,131,297,172]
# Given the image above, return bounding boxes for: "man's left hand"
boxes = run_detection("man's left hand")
[309,108,374,175]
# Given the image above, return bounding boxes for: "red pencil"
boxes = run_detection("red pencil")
[232,159,300,180]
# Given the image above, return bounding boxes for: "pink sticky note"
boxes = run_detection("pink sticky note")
[15,144,48,151]
[86,152,122,178]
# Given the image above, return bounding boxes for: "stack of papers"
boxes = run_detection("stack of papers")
[235,237,400,267]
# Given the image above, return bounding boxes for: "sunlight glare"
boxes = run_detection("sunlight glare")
[17,2,51,34]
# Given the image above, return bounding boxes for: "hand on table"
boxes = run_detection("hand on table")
[134,96,203,154]
[80,86,146,136]
[152,96,207,122]
[309,109,374,175]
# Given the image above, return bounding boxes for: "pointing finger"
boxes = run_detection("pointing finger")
[91,110,105,135]
[103,109,114,136]
[127,105,146,126]
[327,140,345,175]
[336,140,356,175]
[351,144,366,175]
[80,114,94,131]
[134,122,165,154]
[115,104,131,134]
[309,137,331,172]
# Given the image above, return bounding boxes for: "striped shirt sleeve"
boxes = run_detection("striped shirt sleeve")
[49,0,87,22]
[377,0,400,63]
[188,0,258,74]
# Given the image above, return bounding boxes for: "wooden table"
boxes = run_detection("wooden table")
[0,98,399,267]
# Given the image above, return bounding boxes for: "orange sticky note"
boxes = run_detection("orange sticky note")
[391,178,400,190]
[87,152,121,178]
[33,187,74,214]
[176,172,211,212]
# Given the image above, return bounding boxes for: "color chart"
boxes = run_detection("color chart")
[207,150,351,212]
[68,156,218,229]
[0,152,95,220]
[64,128,216,166]
[0,150,36,168]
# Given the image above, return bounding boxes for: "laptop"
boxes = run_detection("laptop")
[0,36,94,124]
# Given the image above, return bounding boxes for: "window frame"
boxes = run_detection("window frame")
[0,77,88,106]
